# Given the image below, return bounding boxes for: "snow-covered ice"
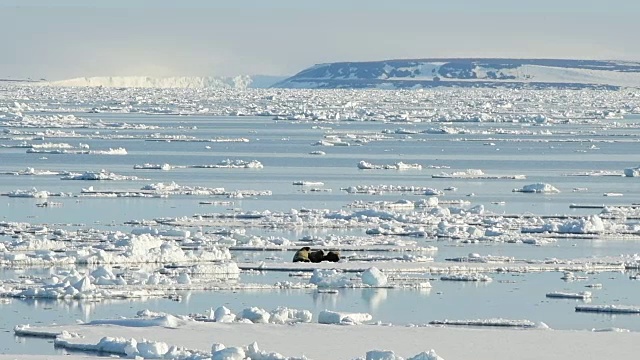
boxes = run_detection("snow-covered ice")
[513,183,560,193]
[11,314,640,360]
[575,305,640,314]
[546,291,592,300]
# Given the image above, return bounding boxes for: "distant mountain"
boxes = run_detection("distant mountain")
[273,59,640,90]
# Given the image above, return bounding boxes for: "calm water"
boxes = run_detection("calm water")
[1,114,640,355]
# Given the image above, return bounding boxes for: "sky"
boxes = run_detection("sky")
[1,0,638,80]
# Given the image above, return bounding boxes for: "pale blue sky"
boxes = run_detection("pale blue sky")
[1,0,638,80]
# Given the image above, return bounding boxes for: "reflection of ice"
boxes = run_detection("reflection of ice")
[362,288,388,311]
[179,291,192,304]
[417,287,432,296]
[312,289,340,308]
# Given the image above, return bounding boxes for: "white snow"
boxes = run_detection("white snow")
[12,317,640,360]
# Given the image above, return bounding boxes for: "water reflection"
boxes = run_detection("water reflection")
[312,289,340,308]
[362,288,388,311]
[13,297,140,323]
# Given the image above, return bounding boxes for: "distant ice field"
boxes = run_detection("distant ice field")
[2,114,639,222]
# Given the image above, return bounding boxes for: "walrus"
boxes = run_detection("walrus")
[308,249,325,263]
[293,247,311,262]
[323,251,340,262]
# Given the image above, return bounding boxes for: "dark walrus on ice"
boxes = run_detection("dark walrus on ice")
[293,247,340,263]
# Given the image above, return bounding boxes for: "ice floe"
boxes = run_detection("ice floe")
[189,159,264,169]
[318,310,373,325]
[575,305,640,314]
[623,166,640,177]
[26,147,128,155]
[513,183,560,193]
[0,167,66,176]
[546,291,592,300]
[522,215,606,234]
[309,269,354,288]
[16,312,638,360]
[60,169,145,181]
[428,319,542,329]
[358,161,422,170]
[440,273,493,282]
[432,169,525,180]
[133,163,172,170]
[0,232,232,267]
[361,267,388,286]
[2,188,69,198]
[292,181,325,186]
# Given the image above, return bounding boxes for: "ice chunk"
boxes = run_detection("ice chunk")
[309,269,353,288]
[513,183,560,193]
[624,166,640,177]
[575,305,640,314]
[318,310,372,325]
[546,291,592,299]
[213,346,245,360]
[237,307,271,323]
[213,306,236,323]
[269,307,313,324]
[361,267,388,287]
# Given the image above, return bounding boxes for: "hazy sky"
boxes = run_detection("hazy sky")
[1,0,638,80]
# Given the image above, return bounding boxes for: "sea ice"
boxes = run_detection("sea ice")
[361,267,388,286]
[546,291,592,299]
[318,310,373,325]
[309,269,353,288]
[623,166,640,177]
[133,163,173,170]
[60,169,145,181]
[358,161,422,170]
[428,318,539,328]
[575,305,640,314]
[440,273,493,282]
[513,183,560,193]
[365,349,444,360]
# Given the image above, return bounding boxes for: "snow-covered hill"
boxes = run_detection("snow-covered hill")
[46,75,253,89]
[273,59,640,90]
